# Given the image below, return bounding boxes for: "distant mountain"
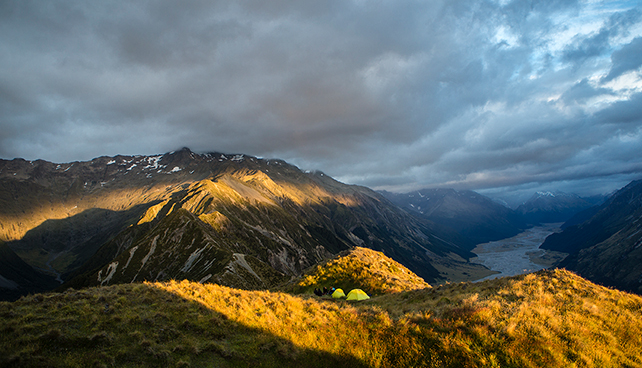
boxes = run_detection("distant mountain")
[542,180,642,294]
[516,191,600,224]
[380,188,528,246]
[1,148,490,299]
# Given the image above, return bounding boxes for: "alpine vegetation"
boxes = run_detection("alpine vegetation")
[1,269,641,367]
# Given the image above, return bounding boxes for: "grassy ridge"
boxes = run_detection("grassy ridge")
[282,247,431,295]
[1,269,642,367]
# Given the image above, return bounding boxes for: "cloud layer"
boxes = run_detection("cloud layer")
[1,0,641,205]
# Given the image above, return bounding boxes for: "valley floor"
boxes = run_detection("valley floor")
[471,224,568,282]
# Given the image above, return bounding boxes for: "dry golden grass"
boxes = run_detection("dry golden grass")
[284,247,431,296]
[1,269,641,367]
[373,269,642,367]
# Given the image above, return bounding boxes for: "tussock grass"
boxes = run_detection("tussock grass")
[283,247,430,296]
[1,269,642,367]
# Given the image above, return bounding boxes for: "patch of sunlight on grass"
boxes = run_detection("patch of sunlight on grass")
[285,247,430,297]
[156,280,386,365]
[2,269,642,367]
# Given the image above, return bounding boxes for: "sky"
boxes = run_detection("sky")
[1,0,642,206]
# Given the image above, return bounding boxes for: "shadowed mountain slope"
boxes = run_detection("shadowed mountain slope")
[541,180,642,255]
[0,241,58,301]
[6,205,154,281]
[542,180,642,294]
[380,188,527,246]
[516,191,599,225]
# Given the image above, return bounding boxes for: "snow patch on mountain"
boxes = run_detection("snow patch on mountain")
[536,191,556,197]
[143,156,164,170]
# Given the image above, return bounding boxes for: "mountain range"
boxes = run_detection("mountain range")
[515,191,603,225]
[0,148,490,301]
[1,148,638,301]
[380,188,528,245]
[2,148,642,366]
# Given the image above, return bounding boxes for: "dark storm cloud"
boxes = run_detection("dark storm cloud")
[605,36,642,81]
[560,78,613,104]
[594,90,642,126]
[1,0,641,204]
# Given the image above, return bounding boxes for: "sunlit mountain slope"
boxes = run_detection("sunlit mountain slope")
[1,148,491,299]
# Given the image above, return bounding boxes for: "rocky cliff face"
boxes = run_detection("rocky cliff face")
[1,148,488,298]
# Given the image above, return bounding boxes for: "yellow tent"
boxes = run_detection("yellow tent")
[332,288,346,298]
[346,289,370,301]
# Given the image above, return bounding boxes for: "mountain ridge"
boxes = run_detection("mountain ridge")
[379,188,528,246]
[1,148,492,300]
[516,191,601,225]
[282,246,431,296]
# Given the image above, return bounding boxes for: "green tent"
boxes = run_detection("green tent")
[332,288,346,299]
[346,289,370,301]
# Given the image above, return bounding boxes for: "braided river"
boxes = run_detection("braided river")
[471,223,568,282]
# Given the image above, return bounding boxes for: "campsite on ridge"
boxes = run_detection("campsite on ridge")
[2,267,642,367]
[1,150,642,367]
[3,1,642,365]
